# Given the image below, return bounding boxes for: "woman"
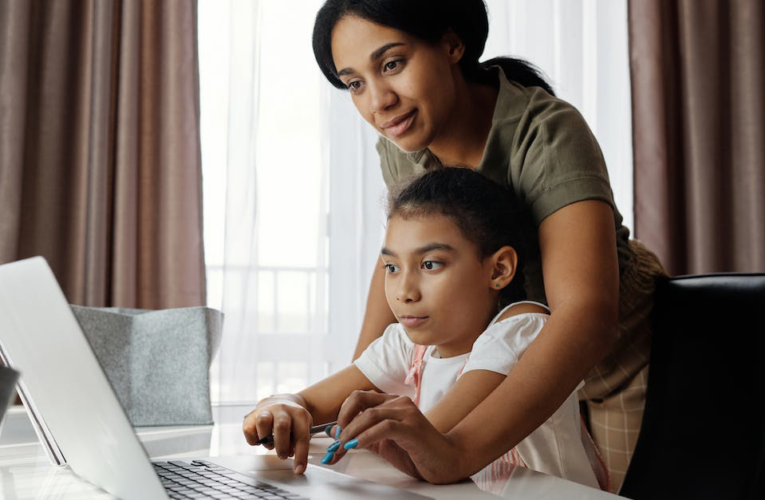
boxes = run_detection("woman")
[308,0,666,491]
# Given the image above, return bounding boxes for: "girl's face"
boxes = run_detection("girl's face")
[381,213,499,357]
[331,15,462,153]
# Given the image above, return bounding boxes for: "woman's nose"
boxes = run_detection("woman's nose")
[369,81,397,115]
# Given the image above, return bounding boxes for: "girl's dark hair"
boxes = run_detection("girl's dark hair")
[388,167,527,307]
[312,0,554,96]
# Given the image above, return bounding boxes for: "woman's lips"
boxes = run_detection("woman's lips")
[400,316,428,328]
[383,110,417,138]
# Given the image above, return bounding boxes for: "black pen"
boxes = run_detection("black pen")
[255,421,338,445]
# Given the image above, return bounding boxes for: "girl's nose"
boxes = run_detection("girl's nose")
[396,274,421,303]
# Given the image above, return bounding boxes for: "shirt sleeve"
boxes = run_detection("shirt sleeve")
[461,314,549,377]
[513,89,616,226]
[353,324,415,397]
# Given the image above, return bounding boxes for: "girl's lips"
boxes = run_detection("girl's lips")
[384,110,417,138]
[400,316,428,328]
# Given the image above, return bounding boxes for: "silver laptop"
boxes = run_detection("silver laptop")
[0,257,427,500]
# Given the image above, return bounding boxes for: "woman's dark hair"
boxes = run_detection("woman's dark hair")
[388,167,527,307]
[312,0,554,96]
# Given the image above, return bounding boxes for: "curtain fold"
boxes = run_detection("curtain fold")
[0,0,206,308]
[630,0,765,275]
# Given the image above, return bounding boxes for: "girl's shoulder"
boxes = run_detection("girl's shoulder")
[468,301,551,365]
[492,300,550,325]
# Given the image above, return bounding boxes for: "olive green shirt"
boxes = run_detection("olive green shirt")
[376,67,632,305]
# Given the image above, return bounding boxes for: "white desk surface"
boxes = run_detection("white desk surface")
[0,404,627,500]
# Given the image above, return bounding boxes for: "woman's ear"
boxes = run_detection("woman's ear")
[487,246,518,291]
[441,29,465,63]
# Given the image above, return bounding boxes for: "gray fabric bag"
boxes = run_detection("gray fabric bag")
[70,305,223,426]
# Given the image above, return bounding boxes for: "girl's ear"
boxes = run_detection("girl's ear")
[487,246,518,291]
[441,29,465,63]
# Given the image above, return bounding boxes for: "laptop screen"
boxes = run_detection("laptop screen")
[0,257,166,499]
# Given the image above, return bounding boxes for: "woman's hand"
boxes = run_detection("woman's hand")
[325,391,466,484]
[242,394,313,474]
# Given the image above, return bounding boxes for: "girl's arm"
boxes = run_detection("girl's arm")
[424,371,506,433]
[352,256,397,360]
[298,365,378,424]
[444,200,619,476]
[425,304,549,432]
[243,365,376,474]
[329,200,619,483]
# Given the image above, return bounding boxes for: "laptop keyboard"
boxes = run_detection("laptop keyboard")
[153,460,308,499]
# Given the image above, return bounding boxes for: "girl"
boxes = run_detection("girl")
[310,0,667,491]
[243,167,608,491]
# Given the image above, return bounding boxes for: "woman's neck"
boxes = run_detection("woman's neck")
[428,75,498,169]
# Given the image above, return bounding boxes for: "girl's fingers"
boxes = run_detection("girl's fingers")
[271,411,293,459]
[247,410,274,447]
[242,411,260,445]
[291,416,312,475]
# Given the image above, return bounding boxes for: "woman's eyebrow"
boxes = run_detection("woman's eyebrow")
[337,42,405,77]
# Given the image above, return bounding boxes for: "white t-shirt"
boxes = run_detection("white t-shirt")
[354,301,599,489]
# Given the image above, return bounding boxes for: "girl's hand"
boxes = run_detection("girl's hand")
[326,391,465,484]
[242,395,313,474]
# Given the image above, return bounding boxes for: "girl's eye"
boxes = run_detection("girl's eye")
[422,261,443,271]
[384,263,400,274]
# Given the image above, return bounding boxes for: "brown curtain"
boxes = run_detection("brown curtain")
[0,0,206,308]
[629,0,765,276]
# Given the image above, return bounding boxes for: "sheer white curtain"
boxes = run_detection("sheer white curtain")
[199,0,383,405]
[198,0,631,406]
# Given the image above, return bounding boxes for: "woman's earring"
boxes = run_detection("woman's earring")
[495,283,501,288]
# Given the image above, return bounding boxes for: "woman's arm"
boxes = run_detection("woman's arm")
[352,256,397,360]
[329,200,619,483]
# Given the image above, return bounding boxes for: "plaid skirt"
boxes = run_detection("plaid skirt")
[578,238,668,493]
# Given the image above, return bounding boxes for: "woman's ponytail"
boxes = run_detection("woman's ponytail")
[478,57,555,96]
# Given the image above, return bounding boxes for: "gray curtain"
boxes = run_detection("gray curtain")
[629,0,765,276]
[0,0,206,308]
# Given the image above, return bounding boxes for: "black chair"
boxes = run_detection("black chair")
[620,273,765,500]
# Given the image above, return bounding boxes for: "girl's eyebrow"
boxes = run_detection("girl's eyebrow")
[381,243,455,257]
[337,42,405,77]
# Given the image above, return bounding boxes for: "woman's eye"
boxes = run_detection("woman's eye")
[422,261,443,271]
[346,80,363,93]
[383,59,404,73]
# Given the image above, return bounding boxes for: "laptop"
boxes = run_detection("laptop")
[0,257,428,500]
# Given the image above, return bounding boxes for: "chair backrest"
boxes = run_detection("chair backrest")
[620,273,765,500]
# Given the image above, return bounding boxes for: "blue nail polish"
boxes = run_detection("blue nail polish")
[326,440,341,453]
[321,451,335,465]
[334,426,342,439]
[325,424,334,437]
[343,438,358,450]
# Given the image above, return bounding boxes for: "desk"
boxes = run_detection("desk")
[0,405,626,499]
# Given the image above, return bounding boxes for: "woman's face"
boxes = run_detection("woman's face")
[331,15,462,153]
[380,213,497,357]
